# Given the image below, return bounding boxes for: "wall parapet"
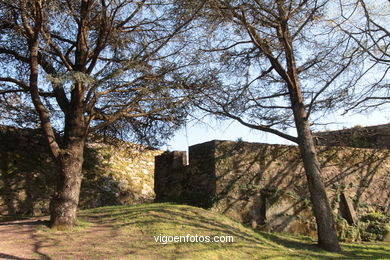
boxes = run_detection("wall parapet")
[314,123,390,149]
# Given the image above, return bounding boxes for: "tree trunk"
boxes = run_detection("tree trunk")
[49,137,85,231]
[22,0,79,230]
[293,105,341,252]
[49,85,86,230]
[277,16,341,250]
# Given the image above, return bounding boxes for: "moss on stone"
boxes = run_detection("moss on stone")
[0,126,163,219]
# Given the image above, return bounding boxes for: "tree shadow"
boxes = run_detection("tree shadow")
[0,253,35,260]
[0,219,52,259]
[0,126,154,221]
[83,203,390,259]
[318,146,390,213]
[0,127,55,221]
[154,139,390,238]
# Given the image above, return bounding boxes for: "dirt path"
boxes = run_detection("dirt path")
[0,215,153,260]
[0,216,118,260]
[0,217,50,259]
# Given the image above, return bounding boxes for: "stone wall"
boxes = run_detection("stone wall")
[154,151,188,202]
[0,126,163,219]
[154,140,390,237]
[314,123,390,149]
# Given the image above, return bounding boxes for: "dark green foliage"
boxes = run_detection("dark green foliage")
[359,212,390,242]
[334,215,361,242]
[335,211,390,242]
[360,212,390,223]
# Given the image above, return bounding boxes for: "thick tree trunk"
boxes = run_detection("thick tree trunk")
[23,0,80,230]
[49,138,85,230]
[23,0,87,231]
[293,105,341,252]
[50,82,86,230]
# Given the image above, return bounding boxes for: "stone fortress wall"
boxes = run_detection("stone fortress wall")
[154,139,390,237]
[314,123,390,149]
[0,125,163,218]
[2,122,390,237]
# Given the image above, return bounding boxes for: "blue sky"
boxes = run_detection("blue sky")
[165,109,389,151]
[163,0,390,152]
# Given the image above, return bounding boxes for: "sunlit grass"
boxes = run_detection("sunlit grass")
[31,203,390,259]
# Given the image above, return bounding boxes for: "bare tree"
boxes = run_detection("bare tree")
[0,0,197,230]
[171,0,370,252]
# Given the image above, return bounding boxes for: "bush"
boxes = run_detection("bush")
[335,212,390,242]
[359,212,390,242]
[334,215,361,242]
[360,212,390,223]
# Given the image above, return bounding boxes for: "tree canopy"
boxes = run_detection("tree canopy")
[175,0,371,138]
[0,0,197,146]
[0,0,199,230]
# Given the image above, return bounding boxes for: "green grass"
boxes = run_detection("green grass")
[33,203,390,259]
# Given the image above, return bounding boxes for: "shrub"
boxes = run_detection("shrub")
[334,215,361,242]
[359,212,390,242]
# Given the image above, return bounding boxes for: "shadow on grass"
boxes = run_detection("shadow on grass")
[0,220,49,226]
[92,203,390,259]
[6,203,388,260]
[257,230,390,259]
[341,243,390,259]
[257,231,317,250]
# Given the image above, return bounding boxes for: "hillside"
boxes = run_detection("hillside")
[0,203,389,259]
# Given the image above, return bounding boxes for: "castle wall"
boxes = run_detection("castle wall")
[314,123,390,149]
[0,126,163,219]
[154,140,390,236]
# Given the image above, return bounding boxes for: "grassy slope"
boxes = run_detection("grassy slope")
[34,203,390,259]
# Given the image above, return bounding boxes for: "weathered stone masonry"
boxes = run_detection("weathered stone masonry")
[0,126,163,218]
[154,140,390,236]
[314,123,390,149]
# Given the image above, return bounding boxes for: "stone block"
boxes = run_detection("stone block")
[339,192,358,225]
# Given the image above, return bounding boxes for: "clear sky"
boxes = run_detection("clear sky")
[163,0,390,152]
[165,109,389,151]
